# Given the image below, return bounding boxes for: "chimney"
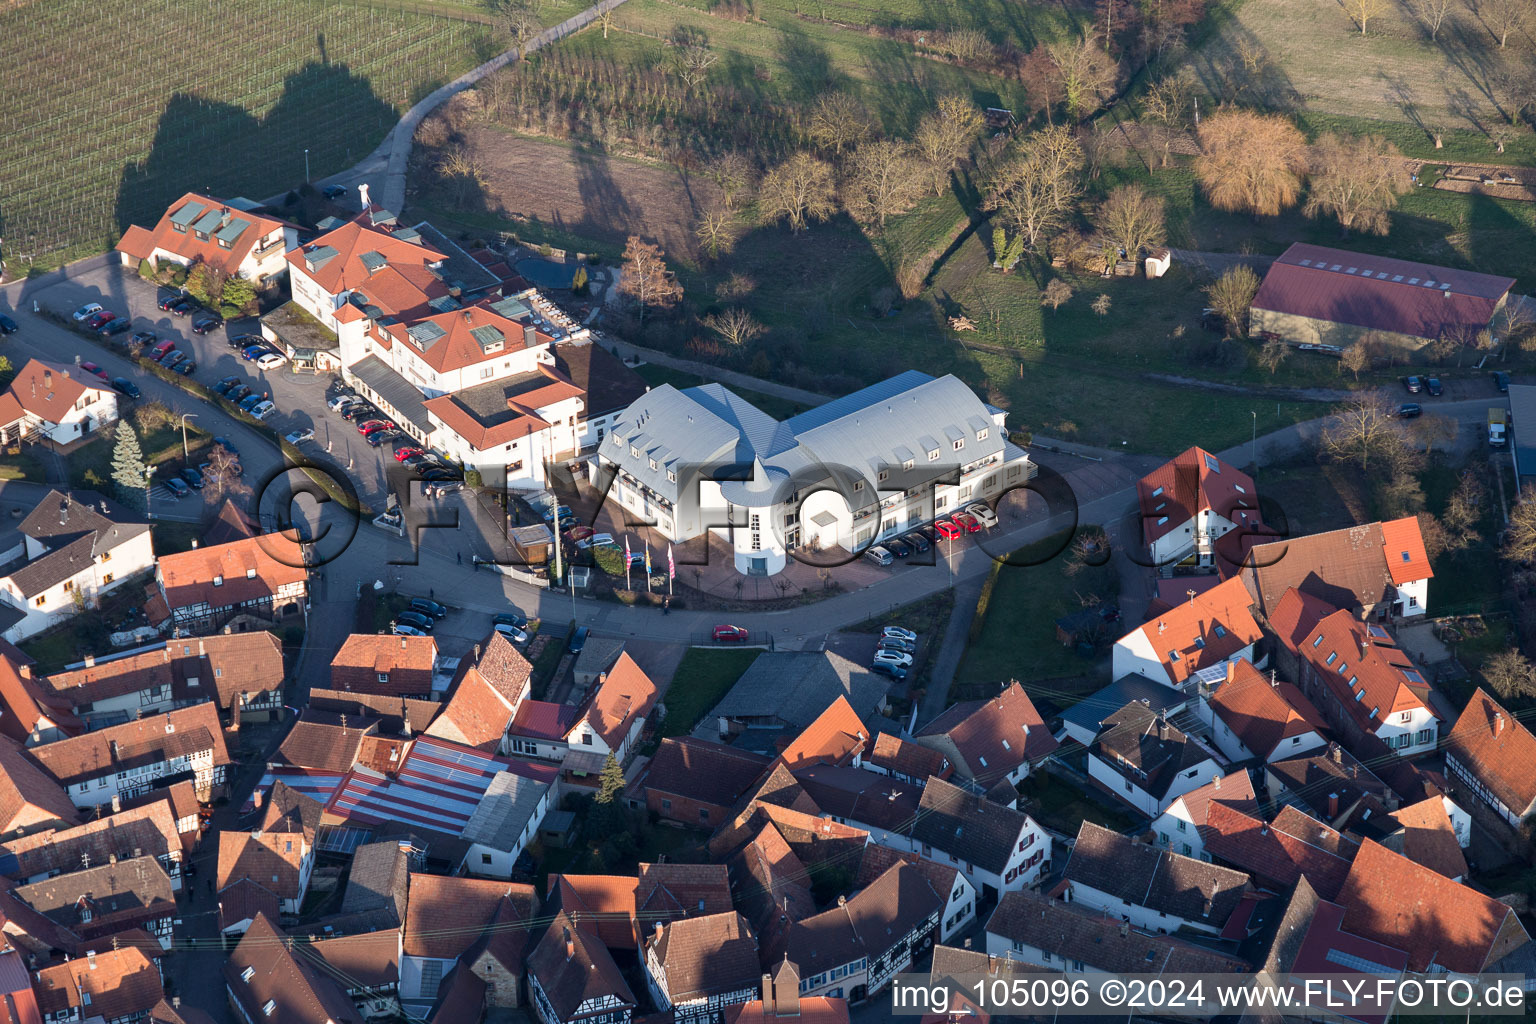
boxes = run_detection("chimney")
[87,952,96,970]
[523,323,538,349]
[1495,712,1505,736]
[199,639,206,656]
[359,183,371,213]
[109,740,119,761]
[1328,742,1342,765]
[653,921,664,943]
[1360,637,1370,659]
[761,974,774,1013]
[401,637,407,649]
[1328,792,1339,818]
[1212,774,1221,789]
[84,654,95,668]
[110,794,120,813]
[563,926,574,960]
[1225,659,1236,684]
[837,895,847,907]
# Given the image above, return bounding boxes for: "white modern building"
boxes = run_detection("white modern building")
[598,371,1036,576]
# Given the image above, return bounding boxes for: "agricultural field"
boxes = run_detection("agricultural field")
[1193,0,1536,156]
[0,0,504,271]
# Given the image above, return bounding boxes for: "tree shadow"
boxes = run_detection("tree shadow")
[773,24,839,99]
[114,61,400,233]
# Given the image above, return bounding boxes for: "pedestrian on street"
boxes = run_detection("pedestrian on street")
[457,552,462,565]
[429,588,435,599]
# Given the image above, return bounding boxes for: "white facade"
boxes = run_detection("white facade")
[428,391,584,489]
[643,946,756,1023]
[1150,507,1242,569]
[1065,879,1224,937]
[461,785,551,881]
[64,748,225,809]
[530,970,631,1024]
[0,386,118,447]
[0,529,153,643]
[1202,702,1325,765]
[1087,752,1223,817]
[1152,800,1210,861]
[936,871,977,944]
[147,224,297,285]
[1113,629,1257,691]
[1396,577,1429,618]
[1373,705,1439,755]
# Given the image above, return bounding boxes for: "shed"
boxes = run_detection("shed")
[1509,385,1536,480]
[509,523,553,564]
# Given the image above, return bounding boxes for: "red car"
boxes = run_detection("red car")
[952,512,981,533]
[394,447,422,462]
[713,624,749,643]
[358,419,391,435]
[566,525,595,543]
[85,310,116,329]
[78,362,109,382]
[934,519,962,540]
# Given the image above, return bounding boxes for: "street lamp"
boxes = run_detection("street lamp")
[180,414,198,461]
[304,148,311,184]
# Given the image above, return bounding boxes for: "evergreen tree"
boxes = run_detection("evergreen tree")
[591,752,627,833]
[111,421,147,511]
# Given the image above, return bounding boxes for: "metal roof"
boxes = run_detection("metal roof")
[191,208,224,234]
[349,355,432,433]
[215,217,251,245]
[169,201,207,228]
[1509,386,1536,477]
[359,251,387,272]
[460,770,550,850]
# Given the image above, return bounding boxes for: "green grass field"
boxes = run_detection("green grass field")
[1,0,503,270]
[661,646,763,736]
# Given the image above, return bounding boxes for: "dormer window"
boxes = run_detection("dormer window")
[649,459,658,470]
[246,568,256,578]
[877,469,889,482]
[667,470,677,483]
[213,575,224,587]
[976,428,988,440]
[928,449,940,462]
[241,967,255,983]
[902,459,914,470]
[630,446,640,459]
[953,439,964,451]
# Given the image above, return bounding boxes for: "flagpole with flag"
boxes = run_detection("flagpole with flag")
[644,544,653,593]
[624,535,631,591]
[668,544,675,597]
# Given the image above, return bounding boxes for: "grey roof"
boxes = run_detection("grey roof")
[1060,676,1188,737]
[349,355,431,433]
[169,201,206,228]
[1091,702,1213,799]
[215,217,251,246]
[410,222,499,294]
[572,636,624,678]
[1510,385,1536,477]
[1064,822,1251,927]
[710,650,890,728]
[604,370,1015,510]
[910,776,1035,875]
[7,491,148,599]
[339,841,410,924]
[460,770,549,850]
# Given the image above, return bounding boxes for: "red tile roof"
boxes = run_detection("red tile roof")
[1207,659,1329,759]
[1336,838,1529,973]
[1165,770,1256,834]
[1238,519,1431,617]
[527,910,635,1020]
[378,305,550,375]
[403,873,537,961]
[643,738,772,808]
[0,361,109,429]
[777,696,868,770]
[421,368,583,452]
[1132,577,1261,685]
[218,828,307,901]
[45,633,284,713]
[0,654,78,745]
[115,193,289,279]
[35,948,162,1022]
[866,732,951,781]
[0,944,42,1024]
[1204,801,1356,900]
[156,533,307,614]
[548,874,640,949]
[1137,446,1261,545]
[1379,517,1433,585]
[1274,591,1431,733]
[1252,243,1514,342]
[1290,896,1408,1024]
[0,734,79,833]
[916,681,1057,776]
[1385,797,1468,880]
[647,911,761,1004]
[1444,688,1536,820]
[509,699,580,740]
[286,220,448,316]
[28,702,232,788]
[329,634,437,697]
[423,666,518,752]
[580,651,658,751]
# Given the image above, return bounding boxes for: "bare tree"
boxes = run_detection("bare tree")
[1259,338,1289,374]
[702,308,765,348]
[843,140,924,228]
[1442,470,1485,549]
[1046,34,1121,120]
[1481,648,1536,701]
[807,92,874,157]
[203,445,251,505]
[1342,0,1389,34]
[1406,0,1456,39]
[1497,296,1535,349]
[440,145,488,203]
[1205,265,1261,339]
[759,152,838,232]
[668,32,718,92]
[1096,183,1166,259]
[618,236,683,324]
[1042,279,1074,311]
[912,95,985,194]
[1318,390,1410,473]
[708,152,757,211]
[695,210,736,260]
[1410,411,1459,452]
[1195,109,1307,217]
[1475,0,1529,48]
[596,5,615,39]
[1340,343,1371,381]
[983,125,1085,252]
[1141,70,1193,168]
[495,0,541,49]
[1506,484,1536,562]
[1304,133,1411,236]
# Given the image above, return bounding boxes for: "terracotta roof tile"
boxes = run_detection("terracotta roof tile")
[115,192,289,279]
[644,738,772,808]
[1165,770,1257,835]
[854,843,962,898]
[1138,446,1261,545]
[1240,519,1430,618]
[1380,517,1432,584]
[422,368,582,452]
[13,856,175,942]
[301,930,400,991]
[307,688,440,735]
[1444,688,1536,820]
[648,912,761,1003]
[378,305,544,376]
[0,361,108,430]
[224,914,364,1024]
[786,863,943,978]
[1132,577,1261,684]
[35,948,162,1021]
[0,652,79,745]
[528,910,636,1020]
[1064,821,1251,926]
[402,873,536,961]
[1091,703,1215,800]
[1385,797,1468,880]
[217,877,280,932]
[728,823,814,963]
[1203,802,1356,900]
[329,634,437,698]
[580,651,658,750]
[915,681,1057,776]
[1252,243,1514,342]
[911,776,1038,875]
[0,802,179,881]
[156,534,306,615]
[777,696,868,770]
[28,702,231,788]
[867,732,951,781]
[1207,659,1329,760]
[218,828,307,901]
[286,220,447,316]
[636,863,734,929]
[45,633,283,713]
[0,734,80,833]
[272,709,375,773]
[423,666,518,752]
[1336,838,1529,973]
[549,874,641,949]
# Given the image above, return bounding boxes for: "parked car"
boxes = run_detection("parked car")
[1495,371,1511,393]
[167,297,196,317]
[885,538,912,558]
[0,314,15,335]
[342,404,376,422]
[111,378,140,399]
[565,525,595,543]
[327,395,354,412]
[241,344,270,361]
[98,317,132,336]
[72,303,103,322]
[360,421,395,436]
[576,533,614,550]
[903,532,930,553]
[365,430,398,447]
[175,359,196,376]
[951,512,982,533]
[494,622,529,643]
[869,660,907,681]
[1425,377,1443,396]
[872,650,914,669]
[1405,375,1423,393]
[285,428,315,445]
[213,436,237,455]
[877,637,915,654]
[713,624,750,642]
[238,394,263,413]
[919,525,939,544]
[179,467,204,490]
[421,467,459,482]
[1396,403,1423,419]
[568,626,590,654]
[494,611,528,630]
[410,598,448,619]
[395,610,435,632]
[390,622,427,637]
[229,333,263,350]
[322,184,348,199]
[191,316,223,334]
[156,295,185,312]
[159,351,186,370]
[541,505,574,523]
[966,503,999,528]
[130,331,157,347]
[150,339,176,358]
[78,362,109,382]
[256,352,286,370]
[249,401,275,420]
[881,626,918,643]
[162,477,190,498]
[226,385,253,403]
[215,376,241,394]
[934,519,962,540]
[865,546,893,566]
[85,310,116,329]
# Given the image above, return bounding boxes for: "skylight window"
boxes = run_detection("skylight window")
[1151,486,1164,497]
[1401,551,1411,562]
[1355,690,1365,702]
[1347,676,1357,689]
[1155,502,1166,512]
[1157,516,1169,526]
[1194,637,1206,649]
[1205,454,1220,472]
[1214,625,1227,638]
[1234,484,1246,494]
[1326,652,1338,665]
[1402,668,1425,684]
[1336,663,1348,675]
[1313,636,1324,648]
[1169,650,1181,662]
